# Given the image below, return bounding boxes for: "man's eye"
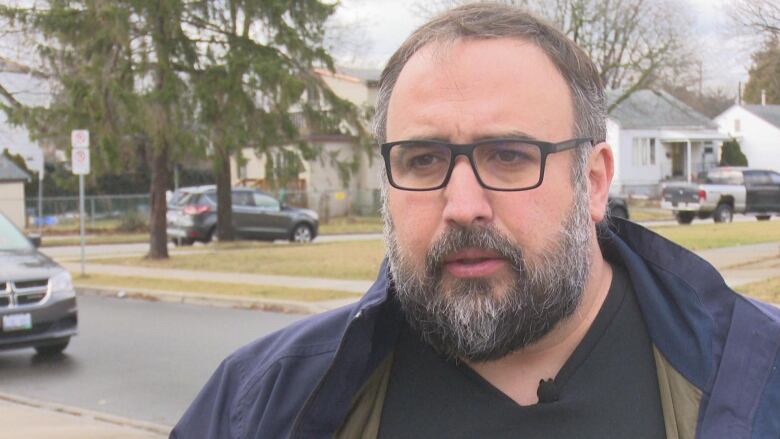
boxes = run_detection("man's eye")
[495,149,526,163]
[408,154,440,168]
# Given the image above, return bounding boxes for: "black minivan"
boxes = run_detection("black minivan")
[0,213,78,355]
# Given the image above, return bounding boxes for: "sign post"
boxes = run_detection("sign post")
[71,130,90,276]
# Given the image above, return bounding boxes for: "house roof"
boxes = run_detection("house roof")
[0,154,31,182]
[743,104,780,129]
[336,66,381,85]
[608,89,717,130]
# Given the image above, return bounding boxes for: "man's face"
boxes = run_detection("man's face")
[383,37,593,361]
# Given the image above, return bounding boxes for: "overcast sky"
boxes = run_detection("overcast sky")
[332,0,756,96]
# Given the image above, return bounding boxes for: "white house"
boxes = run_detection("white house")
[0,58,52,174]
[607,89,728,196]
[714,104,780,172]
[0,154,31,228]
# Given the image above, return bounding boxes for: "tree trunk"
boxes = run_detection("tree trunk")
[146,144,170,259]
[216,147,235,241]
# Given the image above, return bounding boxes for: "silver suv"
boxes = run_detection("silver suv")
[0,213,78,356]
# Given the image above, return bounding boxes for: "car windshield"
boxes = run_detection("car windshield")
[0,214,33,251]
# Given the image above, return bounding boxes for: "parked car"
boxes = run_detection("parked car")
[661,167,780,224]
[0,213,78,356]
[167,186,319,244]
[607,195,630,220]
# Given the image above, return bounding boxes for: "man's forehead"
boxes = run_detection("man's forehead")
[386,37,574,143]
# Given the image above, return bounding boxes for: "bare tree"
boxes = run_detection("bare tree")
[730,0,780,36]
[411,0,696,110]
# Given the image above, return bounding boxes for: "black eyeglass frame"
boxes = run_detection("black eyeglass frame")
[380,137,593,192]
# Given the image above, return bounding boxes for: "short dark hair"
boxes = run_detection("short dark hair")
[373,2,606,150]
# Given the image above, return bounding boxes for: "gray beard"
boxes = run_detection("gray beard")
[384,189,593,363]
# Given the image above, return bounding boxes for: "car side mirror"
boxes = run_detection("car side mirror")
[27,234,42,248]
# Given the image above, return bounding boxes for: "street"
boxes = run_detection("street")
[0,295,304,427]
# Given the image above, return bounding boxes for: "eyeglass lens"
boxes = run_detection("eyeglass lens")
[388,140,543,190]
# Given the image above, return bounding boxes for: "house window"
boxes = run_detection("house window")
[631,138,656,166]
[734,119,741,132]
[238,163,247,179]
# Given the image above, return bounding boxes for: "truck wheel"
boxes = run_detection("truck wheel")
[713,204,733,223]
[675,212,695,225]
[756,215,771,221]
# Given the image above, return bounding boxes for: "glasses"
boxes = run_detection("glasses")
[381,137,592,191]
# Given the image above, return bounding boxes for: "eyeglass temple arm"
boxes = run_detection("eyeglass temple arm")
[549,138,593,153]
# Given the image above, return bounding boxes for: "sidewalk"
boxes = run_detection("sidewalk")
[0,393,168,439]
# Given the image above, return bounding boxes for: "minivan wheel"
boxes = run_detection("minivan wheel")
[291,224,313,243]
[713,204,733,223]
[34,338,70,356]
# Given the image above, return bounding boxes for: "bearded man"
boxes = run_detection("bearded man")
[172,4,780,438]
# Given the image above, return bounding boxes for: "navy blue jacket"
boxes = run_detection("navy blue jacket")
[171,220,780,438]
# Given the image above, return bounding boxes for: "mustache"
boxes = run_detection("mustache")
[424,225,526,277]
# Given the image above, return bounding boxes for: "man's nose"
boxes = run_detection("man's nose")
[442,156,494,227]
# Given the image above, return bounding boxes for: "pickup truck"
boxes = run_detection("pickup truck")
[661,167,780,224]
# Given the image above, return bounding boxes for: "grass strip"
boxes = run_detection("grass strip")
[737,276,780,304]
[318,216,383,235]
[648,220,780,250]
[74,273,359,302]
[94,239,387,280]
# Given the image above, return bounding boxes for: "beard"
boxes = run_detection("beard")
[384,187,593,363]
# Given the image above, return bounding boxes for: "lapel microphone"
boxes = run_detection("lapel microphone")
[537,378,559,404]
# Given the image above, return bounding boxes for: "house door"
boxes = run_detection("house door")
[671,143,685,178]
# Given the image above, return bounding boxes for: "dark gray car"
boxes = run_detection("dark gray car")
[167,186,320,244]
[0,213,78,355]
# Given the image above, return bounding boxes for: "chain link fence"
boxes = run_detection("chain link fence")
[25,188,382,229]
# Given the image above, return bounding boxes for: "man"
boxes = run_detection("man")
[172,4,780,438]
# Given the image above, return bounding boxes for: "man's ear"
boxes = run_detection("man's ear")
[587,142,614,223]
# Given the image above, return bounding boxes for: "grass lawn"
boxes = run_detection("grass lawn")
[647,220,780,250]
[319,216,383,234]
[74,273,359,302]
[738,277,780,304]
[95,239,387,280]
[628,207,673,222]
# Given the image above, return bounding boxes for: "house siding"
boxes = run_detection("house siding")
[0,182,26,228]
[715,106,780,172]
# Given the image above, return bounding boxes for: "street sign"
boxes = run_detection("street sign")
[71,129,89,149]
[72,147,90,175]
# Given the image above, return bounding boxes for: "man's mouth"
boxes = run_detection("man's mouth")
[443,248,506,278]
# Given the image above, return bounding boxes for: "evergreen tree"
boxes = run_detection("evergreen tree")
[744,37,780,104]
[180,0,366,241]
[0,1,196,258]
[720,139,748,167]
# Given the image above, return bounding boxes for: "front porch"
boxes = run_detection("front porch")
[658,130,729,183]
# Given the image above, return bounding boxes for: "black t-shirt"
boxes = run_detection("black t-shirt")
[377,264,666,439]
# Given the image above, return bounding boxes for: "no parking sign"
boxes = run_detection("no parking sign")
[71,129,90,175]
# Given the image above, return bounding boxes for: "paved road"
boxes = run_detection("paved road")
[0,295,303,427]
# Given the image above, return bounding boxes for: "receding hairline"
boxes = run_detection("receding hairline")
[385,36,576,141]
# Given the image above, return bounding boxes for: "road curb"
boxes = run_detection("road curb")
[75,285,347,315]
[0,391,171,436]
